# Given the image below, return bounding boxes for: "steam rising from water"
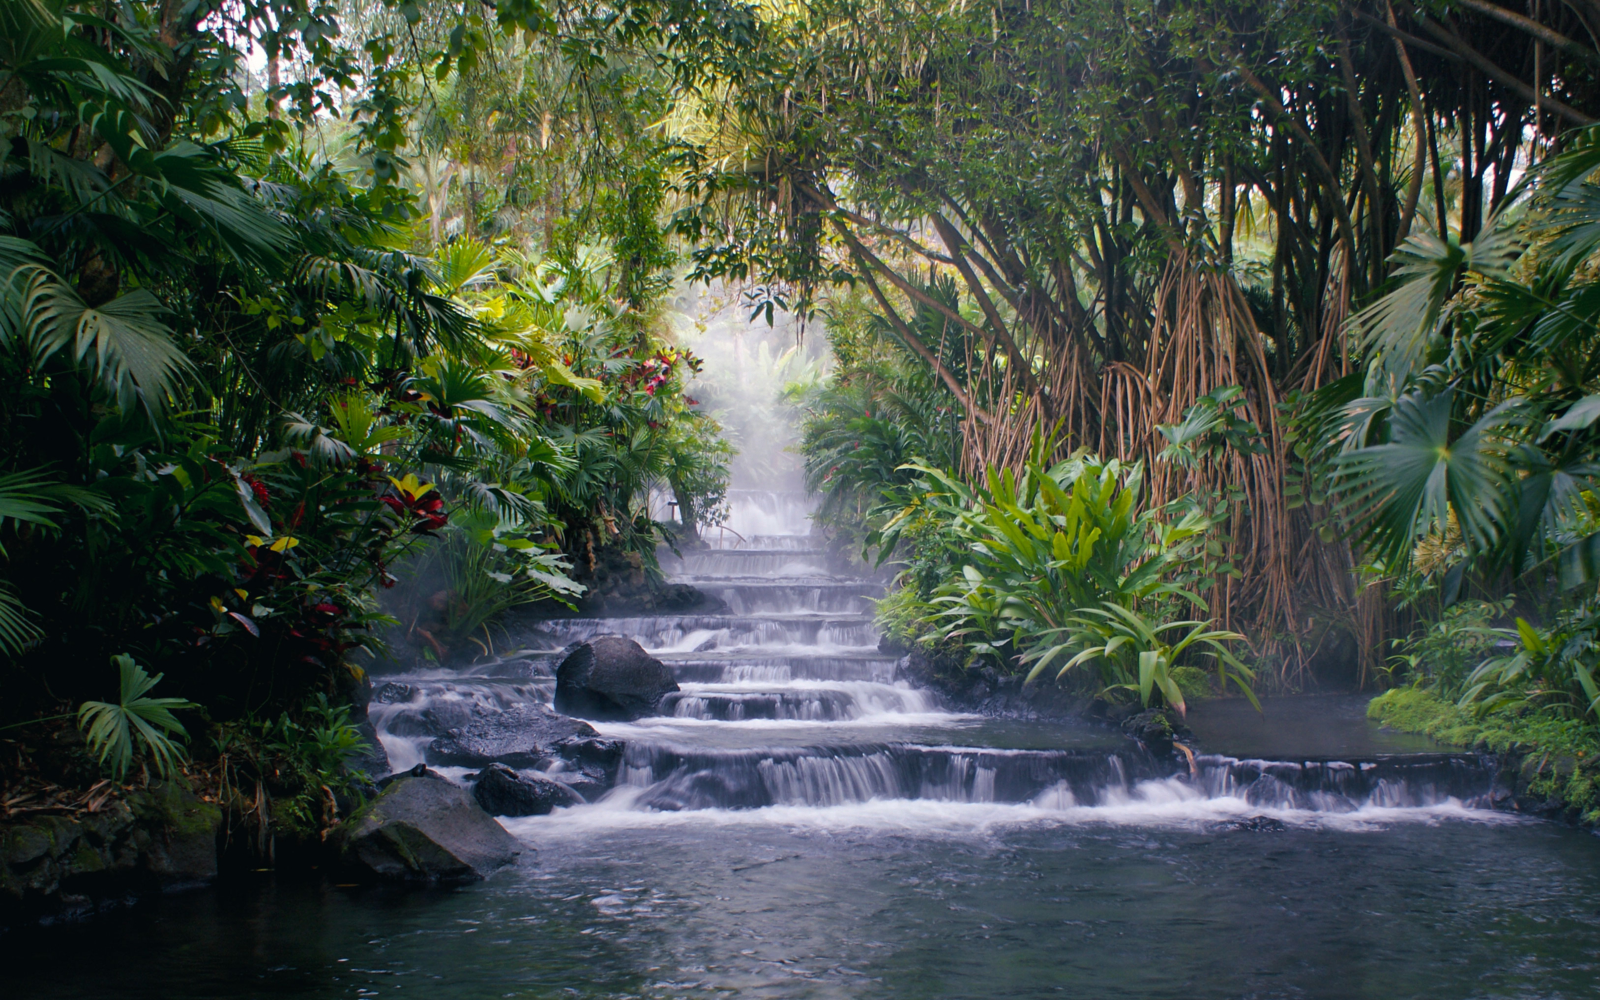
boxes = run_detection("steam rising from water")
[678,287,827,495]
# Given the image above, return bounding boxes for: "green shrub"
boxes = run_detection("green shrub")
[866,437,1248,712]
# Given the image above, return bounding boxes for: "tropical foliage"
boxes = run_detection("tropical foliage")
[77,655,196,782]
[0,0,730,828]
[678,0,1600,683]
[4,0,1600,820]
[1322,129,1600,721]
[858,431,1252,712]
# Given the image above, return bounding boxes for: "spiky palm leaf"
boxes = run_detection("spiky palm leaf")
[77,655,196,780]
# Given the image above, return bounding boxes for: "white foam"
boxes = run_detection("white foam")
[590,710,978,737]
[377,731,429,772]
[502,781,1523,841]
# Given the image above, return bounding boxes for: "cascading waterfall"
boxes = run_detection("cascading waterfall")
[370,487,1506,827]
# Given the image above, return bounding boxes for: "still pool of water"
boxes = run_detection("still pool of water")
[6,810,1599,1000]
[1185,694,1445,758]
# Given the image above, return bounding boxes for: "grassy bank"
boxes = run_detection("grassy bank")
[1368,689,1600,825]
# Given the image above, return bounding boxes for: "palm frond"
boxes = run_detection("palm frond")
[1334,390,1523,566]
[12,264,191,406]
[0,582,43,658]
[77,654,196,780]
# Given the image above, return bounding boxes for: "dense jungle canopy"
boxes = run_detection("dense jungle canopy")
[5,0,1600,826]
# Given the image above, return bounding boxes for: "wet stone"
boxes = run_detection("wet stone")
[333,775,522,884]
[472,763,585,816]
[373,682,417,704]
[555,635,679,721]
[546,737,626,800]
[426,705,598,769]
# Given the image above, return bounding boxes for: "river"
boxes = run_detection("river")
[7,489,1600,999]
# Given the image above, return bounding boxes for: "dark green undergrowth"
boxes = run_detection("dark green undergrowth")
[1368,689,1600,823]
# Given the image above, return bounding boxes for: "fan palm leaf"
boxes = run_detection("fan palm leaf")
[1334,390,1523,566]
[7,262,191,406]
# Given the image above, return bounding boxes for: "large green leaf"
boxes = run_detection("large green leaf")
[1350,225,1519,389]
[77,654,196,780]
[1335,390,1520,566]
[11,264,191,406]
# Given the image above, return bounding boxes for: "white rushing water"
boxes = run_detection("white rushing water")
[368,487,1511,834]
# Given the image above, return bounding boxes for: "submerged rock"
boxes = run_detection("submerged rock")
[554,635,678,721]
[332,775,521,883]
[1220,815,1288,833]
[472,763,585,816]
[426,705,598,768]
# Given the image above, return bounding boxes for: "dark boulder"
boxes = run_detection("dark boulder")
[472,763,585,816]
[332,775,522,883]
[555,636,678,721]
[426,705,598,768]
[547,737,626,799]
[1120,707,1192,758]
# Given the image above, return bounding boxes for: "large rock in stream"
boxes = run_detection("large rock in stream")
[426,705,598,768]
[555,635,678,721]
[472,763,585,816]
[332,775,522,883]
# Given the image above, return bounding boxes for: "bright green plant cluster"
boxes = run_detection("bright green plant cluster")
[872,439,1254,715]
[212,693,373,838]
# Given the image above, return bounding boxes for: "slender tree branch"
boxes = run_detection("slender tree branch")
[1352,11,1463,61]
[928,212,1040,394]
[1405,5,1595,125]
[1387,0,1429,244]
[1232,60,1365,295]
[1109,144,1184,254]
[1454,0,1600,67]
[838,224,991,424]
